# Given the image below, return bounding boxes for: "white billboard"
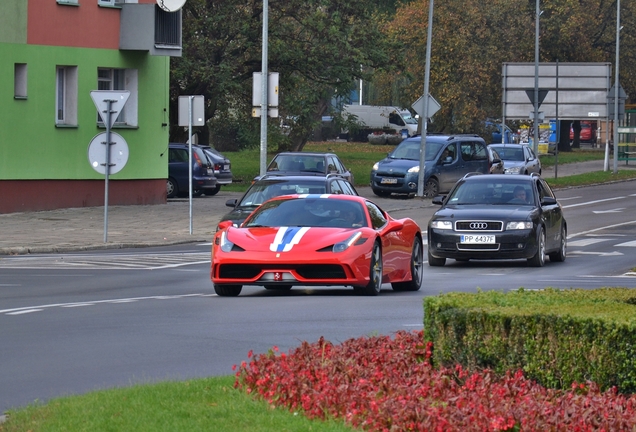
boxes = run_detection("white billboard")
[502,62,611,120]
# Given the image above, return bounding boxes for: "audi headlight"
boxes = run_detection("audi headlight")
[407,165,420,173]
[333,232,362,253]
[506,221,533,230]
[372,162,379,171]
[430,220,453,230]
[219,231,235,252]
[505,166,522,174]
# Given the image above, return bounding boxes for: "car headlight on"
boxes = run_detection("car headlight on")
[430,220,453,230]
[506,221,533,230]
[505,166,522,174]
[333,232,362,253]
[219,231,235,252]
[407,165,420,173]
[372,163,379,171]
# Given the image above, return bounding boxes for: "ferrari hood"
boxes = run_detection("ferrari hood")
[225,226,362,253]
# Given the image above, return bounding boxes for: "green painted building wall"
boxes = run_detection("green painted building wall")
[0,43,170,181]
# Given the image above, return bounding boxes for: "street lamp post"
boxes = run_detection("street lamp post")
[259,0,269,176]
[417,0,434,197]
[533,0,541,156]
[613,0,621,175]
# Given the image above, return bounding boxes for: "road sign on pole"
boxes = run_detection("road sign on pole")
[90,91,130,127]
[411,94,441,119]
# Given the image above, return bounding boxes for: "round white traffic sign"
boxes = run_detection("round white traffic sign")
[87,132,129,175]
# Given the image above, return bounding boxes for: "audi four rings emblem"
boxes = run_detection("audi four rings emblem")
[470,222,488,230]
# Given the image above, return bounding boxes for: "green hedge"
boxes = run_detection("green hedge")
[423,287,636,393]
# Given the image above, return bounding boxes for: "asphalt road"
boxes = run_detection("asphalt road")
[2,179,636,414]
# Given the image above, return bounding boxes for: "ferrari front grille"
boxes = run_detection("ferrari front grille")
[218,264,346,280]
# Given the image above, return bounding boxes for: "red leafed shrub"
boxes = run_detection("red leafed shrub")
[234,331,636,431]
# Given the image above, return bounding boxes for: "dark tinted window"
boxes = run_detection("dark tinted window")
[460,141,487,161]
[366,202,387,229]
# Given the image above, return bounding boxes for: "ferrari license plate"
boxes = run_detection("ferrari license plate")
[460,235,495,244]
[380,177,398,184]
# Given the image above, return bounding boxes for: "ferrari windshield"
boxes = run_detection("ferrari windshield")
[244,197,368,228]
[238,180,327,207]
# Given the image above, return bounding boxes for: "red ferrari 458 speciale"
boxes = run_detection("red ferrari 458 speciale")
[211,194,423,296]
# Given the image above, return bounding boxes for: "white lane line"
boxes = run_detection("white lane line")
[0,293,211,316]
[6,309,43,315]
[615,240,636,247]
[562,196,625,209]
[568,220,636,239]
[568,238,611,247]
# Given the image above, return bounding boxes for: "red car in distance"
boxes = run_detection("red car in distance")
[570,121,597,144]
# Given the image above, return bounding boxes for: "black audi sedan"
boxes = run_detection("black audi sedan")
[427,173,566,267]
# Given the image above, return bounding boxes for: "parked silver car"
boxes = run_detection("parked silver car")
[488,143,541,175]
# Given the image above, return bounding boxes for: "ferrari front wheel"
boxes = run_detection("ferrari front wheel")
[359,242,383,296]
[214,284,242,297]
[392,237,423,291]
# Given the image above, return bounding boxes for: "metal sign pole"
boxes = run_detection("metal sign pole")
[188,95,193,235]
[417,0,433,197]
[103,100,114,243]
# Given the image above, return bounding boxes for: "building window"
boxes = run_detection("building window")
[57,0,79,5]
[97,68,138,126]
[98,0,125,6]
[14,63,27,99]
[56,66,78,126]
[155,7,181,47]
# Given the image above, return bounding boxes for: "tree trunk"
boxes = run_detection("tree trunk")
[571,120,581,149]
[558,120,572,152]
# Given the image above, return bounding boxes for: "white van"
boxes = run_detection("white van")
[342,105,419,139]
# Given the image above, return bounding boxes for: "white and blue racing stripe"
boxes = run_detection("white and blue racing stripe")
[270,227,311,252]
[297,194,331,198]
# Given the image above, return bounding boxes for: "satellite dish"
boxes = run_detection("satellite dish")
[156,0,186,12]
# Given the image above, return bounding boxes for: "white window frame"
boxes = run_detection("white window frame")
[98,0,126,6]
[14,63,27,99]
[97,67,138,127]
[56,66,78,126]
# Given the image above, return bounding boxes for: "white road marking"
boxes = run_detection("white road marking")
[567,238,611,247]
[593,208,625,214]
[562,196,625,209]
[615,240,636,247]
[6,309,43,315]
[568,220,636,238]
[0,252,211,270]
[0,294,213,316]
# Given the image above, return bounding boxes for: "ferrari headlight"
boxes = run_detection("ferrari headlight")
[333,232,362,253]
[505,166,522,174]
[506,221,533,230]
[219,231,235,252]
[407,165,420,173]
[372,162,379,171]
[430,220,453,230]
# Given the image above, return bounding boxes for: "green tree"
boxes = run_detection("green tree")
[170,0,396,152]
[375,0,636,148]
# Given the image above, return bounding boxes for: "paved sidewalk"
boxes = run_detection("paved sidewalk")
[0,159,632,255]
